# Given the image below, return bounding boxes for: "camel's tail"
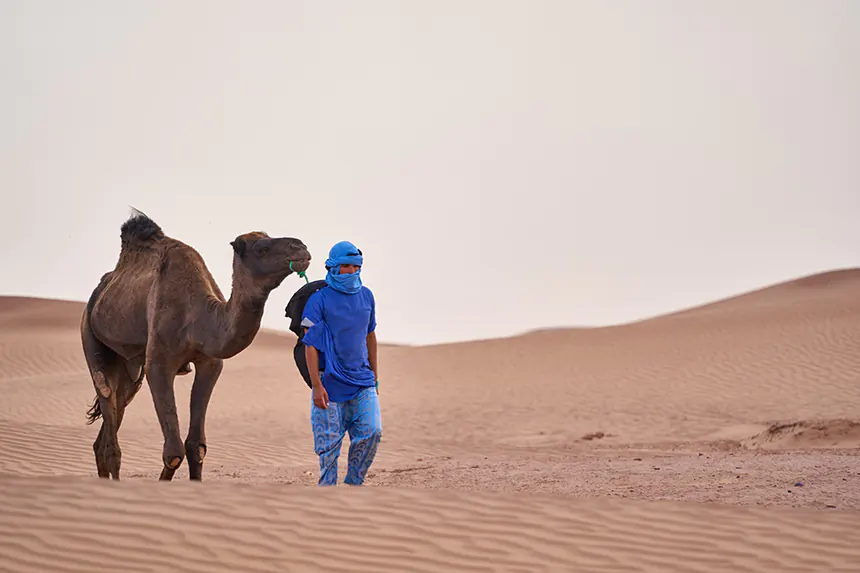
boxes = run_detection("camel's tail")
[85,395,102,425]
[120,207,164,249]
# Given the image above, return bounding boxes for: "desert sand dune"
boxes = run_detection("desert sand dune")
[0,270,859,571]
[1,474,859,573]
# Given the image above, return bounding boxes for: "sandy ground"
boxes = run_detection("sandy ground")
[1,268,859,571]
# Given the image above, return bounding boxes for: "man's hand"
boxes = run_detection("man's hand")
[313,384,329,409]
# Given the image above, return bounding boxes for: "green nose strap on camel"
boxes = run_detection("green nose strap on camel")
[291,261,310,284]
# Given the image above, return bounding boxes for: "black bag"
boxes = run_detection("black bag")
[284,280,328,388]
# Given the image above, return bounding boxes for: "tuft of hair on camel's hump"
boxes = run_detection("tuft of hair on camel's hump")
[120,207,164,248]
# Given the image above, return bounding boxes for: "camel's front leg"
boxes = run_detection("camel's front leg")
[185,357,223,481]
[144,360,184,480]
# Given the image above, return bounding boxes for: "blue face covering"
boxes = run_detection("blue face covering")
[324,241,364,295]
[327,266,362,294]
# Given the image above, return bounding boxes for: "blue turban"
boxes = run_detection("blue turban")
[325,241,363,269]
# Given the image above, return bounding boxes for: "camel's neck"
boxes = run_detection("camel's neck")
[202,266,271,359]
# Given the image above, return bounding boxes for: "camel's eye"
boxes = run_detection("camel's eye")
[254,239,272,255]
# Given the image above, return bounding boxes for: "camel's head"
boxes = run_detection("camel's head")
[230,231,311,290]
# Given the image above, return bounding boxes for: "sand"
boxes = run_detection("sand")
[1,269,859,571]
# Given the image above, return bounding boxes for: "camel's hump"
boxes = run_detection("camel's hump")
[120,209,164,244]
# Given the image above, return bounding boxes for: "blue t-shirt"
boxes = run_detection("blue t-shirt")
[301,285,377,402]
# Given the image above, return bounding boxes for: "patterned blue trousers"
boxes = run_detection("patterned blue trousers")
[310,386,382,486]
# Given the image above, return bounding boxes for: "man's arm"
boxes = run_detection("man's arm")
[304,327,328,408]
[366,290,378,389]
[304,328,322,387]
[367,330,378,389]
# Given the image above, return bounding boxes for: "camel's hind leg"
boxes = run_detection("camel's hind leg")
[82,315,125,480]
[91,424,110,478]
[91,393,127,479]
[185,357,223,481]
[91,359,143,475]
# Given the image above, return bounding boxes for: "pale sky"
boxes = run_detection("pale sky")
[1,1,858,345]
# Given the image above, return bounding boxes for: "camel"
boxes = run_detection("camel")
[81,209,311,481]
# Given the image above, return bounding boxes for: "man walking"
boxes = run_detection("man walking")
[301,240,382,486]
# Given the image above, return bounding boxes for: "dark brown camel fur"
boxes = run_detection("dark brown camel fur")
[82,209,311,481]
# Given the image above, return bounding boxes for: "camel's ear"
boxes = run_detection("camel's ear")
[230,237,246,257]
